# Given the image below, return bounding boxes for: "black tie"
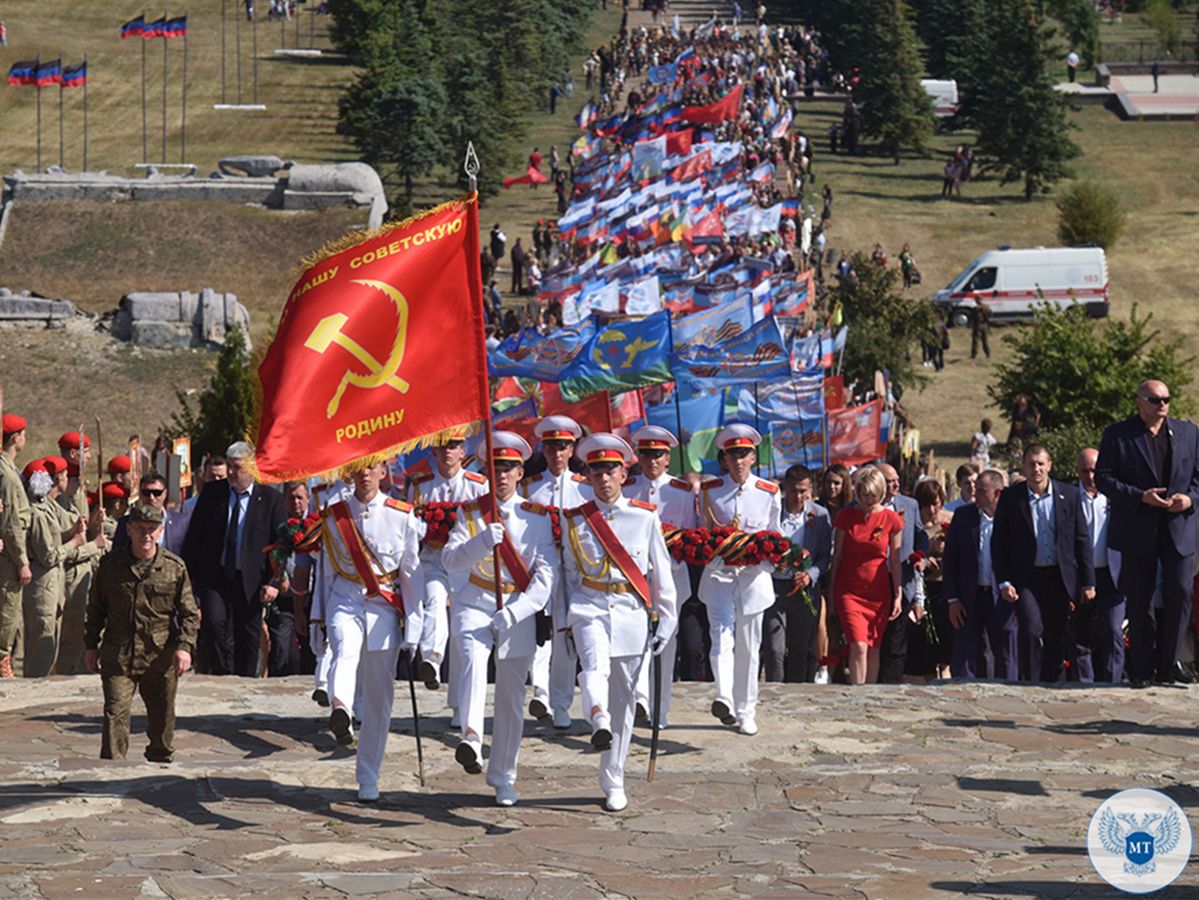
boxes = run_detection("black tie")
[224,492,244,579]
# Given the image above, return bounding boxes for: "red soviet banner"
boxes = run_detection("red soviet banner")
[254,195,489,480]
[682,84,743,125]
[828,399,885,466]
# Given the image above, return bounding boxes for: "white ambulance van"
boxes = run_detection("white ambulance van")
[932,246,1109,326]
[920,79,959,118]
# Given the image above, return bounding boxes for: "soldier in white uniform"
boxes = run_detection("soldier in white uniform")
[406,438,488,719]
[561,433,677,812]
[698,424,781,737]
[521,416,593,729]
[312,461,425,803]
[622,426,696,728]
[308,478,351,708]
[442,432,557,806]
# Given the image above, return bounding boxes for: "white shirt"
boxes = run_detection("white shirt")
[1078,483,1109,568]
[521,468,593,510]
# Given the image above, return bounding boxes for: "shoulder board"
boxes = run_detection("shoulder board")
[410,472,433,484]
[669,478,693,491]
[629,499,657,512]
[756,479,779,494]
[571,473,587,483]
[384,498,413,512]
[521,501,550,515]
[464,471,487,484]
[702,478,724,490]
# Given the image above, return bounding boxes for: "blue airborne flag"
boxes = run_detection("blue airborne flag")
[558,311,674,402]
[672,316,790,390]
[647,389,725,475]
[488,319,597,381]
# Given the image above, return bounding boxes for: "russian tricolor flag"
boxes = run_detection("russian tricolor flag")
[164,16,188,38]
[6,59,38,86]
[35,59,62,87]
[121,15,145,38]
[142,17,166,39]
[61,61,87,88]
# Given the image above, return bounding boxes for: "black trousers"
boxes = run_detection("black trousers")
[1071,566,1126,683]
[1015,566,1071,682]
[676,597,712,682]
[265,594,298,677]
[199,573,263,677]
[761,579,818,682]
[1119,530,1194,682]
[877,611,908,683]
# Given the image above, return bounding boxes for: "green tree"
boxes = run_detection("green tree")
[165,327,257,465]
[989,304,1192,461]
[855,0,935,163]
[1055,180,1126,249]
[1047,0,1100,69]
[909,0,986,80]
[831,252,938,400]
[1143,0,1183,56]
[963,0,1081,199]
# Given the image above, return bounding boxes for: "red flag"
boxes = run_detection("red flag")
[671,148,712,184]
[684,207,724,251]
[665,129,693,157]
[502,165,549,189]
[254,195,489,480]
[503,390,612,445]
[828,400,884,466]
[682,85,743,125]
[823,374,845,411]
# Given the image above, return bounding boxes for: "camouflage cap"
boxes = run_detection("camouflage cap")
[129,503,165,525]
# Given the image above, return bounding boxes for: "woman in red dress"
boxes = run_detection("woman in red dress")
[828,466,904,684]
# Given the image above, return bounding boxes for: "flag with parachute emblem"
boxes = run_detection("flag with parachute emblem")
[254,195,490,480]
[558,311,673,403]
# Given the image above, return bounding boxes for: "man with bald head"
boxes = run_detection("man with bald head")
[1097,379,1199,687]
[1074,448,1125,683]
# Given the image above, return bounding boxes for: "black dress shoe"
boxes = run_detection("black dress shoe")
[418,659,441,690]
[311,688,330,707]
[1168,662,1196,684]
[528,697,551,720]
[591,727,613,751]
[635,701,650,724]
[711,699,737,726]
[1131,679,1153,689]
[330,708,354,745]
[455,741,483,775]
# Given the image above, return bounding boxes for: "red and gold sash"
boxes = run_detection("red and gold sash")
[478,493,532,594]
[579,501,652,609]
[328,500,405,616]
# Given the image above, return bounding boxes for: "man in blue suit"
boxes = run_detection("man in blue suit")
[762,465,832,682]
[992,444,1094,683]
[944,470,1017,679]
[876,463,927,683]
[1096,380,1199,687]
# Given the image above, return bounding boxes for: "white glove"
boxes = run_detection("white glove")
[309,623,327,657]
[400,639,418,656]
[651,625,674,656]
[492,606,517,632]
[484,522,506,548]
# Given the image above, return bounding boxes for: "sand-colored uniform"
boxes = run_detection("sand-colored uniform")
[55,494,103,674]
[0,454,32,665]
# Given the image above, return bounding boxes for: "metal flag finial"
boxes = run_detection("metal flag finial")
[464,141,480,192]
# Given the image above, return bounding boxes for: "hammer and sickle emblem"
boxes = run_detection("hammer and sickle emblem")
[304,279,410,418]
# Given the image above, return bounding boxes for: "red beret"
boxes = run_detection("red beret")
[107,455,132,475]
[22,459,48,480]
[2,414,27,436]
[102,482,130,501]
[43,456,69,476]
[57,431,91,449]
[87,490,100,507]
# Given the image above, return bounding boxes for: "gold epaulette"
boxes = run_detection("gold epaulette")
[464,471,487,484]
[756,479,779,494]
[385,497,414,512]
[629,498,657,512]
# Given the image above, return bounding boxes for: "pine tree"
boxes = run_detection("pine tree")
[166,327,256,461]
[855,0,934,164]
[968,0,1081,199]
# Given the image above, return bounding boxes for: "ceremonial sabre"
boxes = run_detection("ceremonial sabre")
[407,647,426,787]
[648,614,662,782]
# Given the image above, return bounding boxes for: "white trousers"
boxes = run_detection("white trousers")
[328,613,401,789]
[420,575,458,711]
[574,616,644,793]
[313,644,331,692]
[707,601,764,722]
[455,623,530,789]
[530,591,577,715]
[634,631,675,725]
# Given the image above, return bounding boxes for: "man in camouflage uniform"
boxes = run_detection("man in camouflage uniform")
[85,503,199,762]
[0,414,33,678]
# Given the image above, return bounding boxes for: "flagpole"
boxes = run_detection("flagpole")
[58,53,64,169]
[752,382,762,477]
[464,142,504,614]
[141,13,148,163]
[162,8,168,164]
[821,413,830,468]
[82,55,89,171]
[252,10,259,105]
[181,18,188,163]
[35,55,42,172]
[235,0,242,104]
[221,0,227,104]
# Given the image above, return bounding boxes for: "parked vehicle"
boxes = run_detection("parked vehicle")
[920,79,959,118]
[933,247,1110,326]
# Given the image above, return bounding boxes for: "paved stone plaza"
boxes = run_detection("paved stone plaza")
[1,677,1196,897]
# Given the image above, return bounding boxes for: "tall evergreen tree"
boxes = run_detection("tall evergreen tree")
[967,0,1081,199]
[855,0,934,164]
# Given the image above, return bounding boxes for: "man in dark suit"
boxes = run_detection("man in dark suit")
[181,442,286,676]
[762,465,832,682]
[944,470,1017,679]
[876,463,927,683]
[1096,380,1199,687]
[992,443,1094,683]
